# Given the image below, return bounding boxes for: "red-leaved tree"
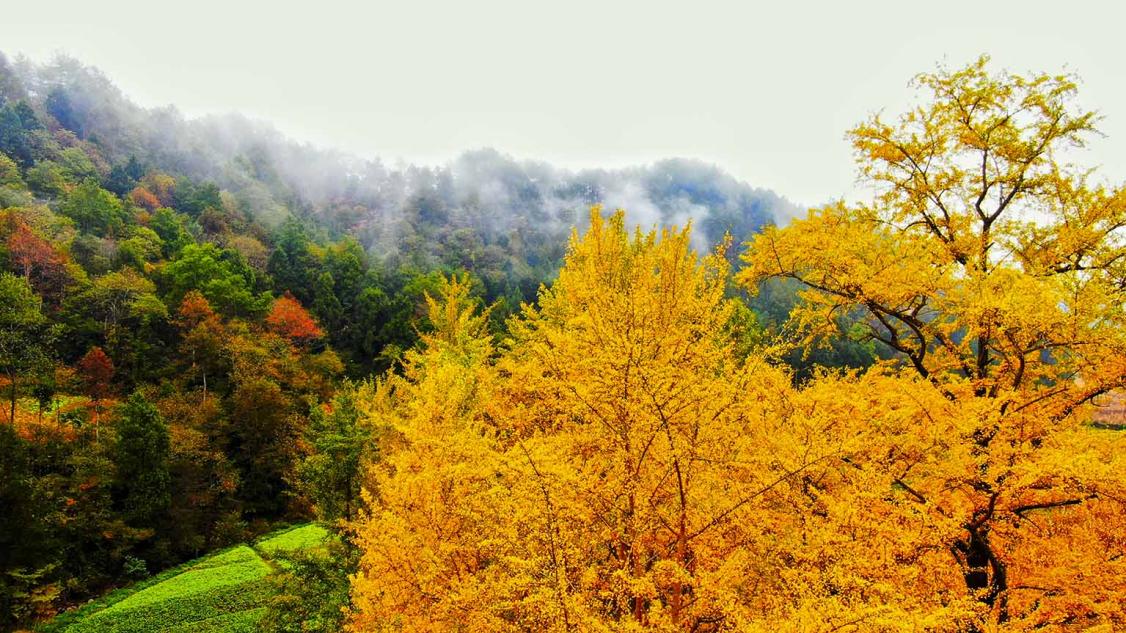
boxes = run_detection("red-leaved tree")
[76,346,114,438]
[266,293,323,346]
[6,222,56,280]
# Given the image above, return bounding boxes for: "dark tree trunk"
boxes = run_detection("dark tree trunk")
[954,528,1008,626]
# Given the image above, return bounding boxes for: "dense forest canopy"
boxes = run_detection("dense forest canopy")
[0,50,825,369]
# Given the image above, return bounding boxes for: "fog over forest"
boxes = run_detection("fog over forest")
[3,53,798,259]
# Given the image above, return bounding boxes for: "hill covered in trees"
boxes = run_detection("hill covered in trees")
[0,51,816,370]
[0,51,814,630]
[2,52,797,253]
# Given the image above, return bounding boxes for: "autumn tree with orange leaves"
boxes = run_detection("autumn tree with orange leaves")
[76,345,114,437]
[175,291,228,402]
[266,293,323,346]
[129,186,160,211]
[6,220,56,280]
[2,214,70,305]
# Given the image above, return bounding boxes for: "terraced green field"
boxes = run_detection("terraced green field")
[41,524,329,633]
[256,524,330,556]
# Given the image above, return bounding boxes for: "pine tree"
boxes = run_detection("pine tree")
[114,392,171,529]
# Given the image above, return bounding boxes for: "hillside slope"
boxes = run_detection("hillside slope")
[41,524,330,633]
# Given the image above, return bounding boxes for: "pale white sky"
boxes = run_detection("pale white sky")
[2,0,1124,208]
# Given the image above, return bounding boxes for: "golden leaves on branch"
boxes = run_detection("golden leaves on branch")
[738,56,1126,630]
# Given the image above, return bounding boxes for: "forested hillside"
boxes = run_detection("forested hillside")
[0,52,820,364]
[0,52,815,630]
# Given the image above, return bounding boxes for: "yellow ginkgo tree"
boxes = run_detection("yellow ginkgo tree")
[738,56,1126,630]
[350,212,863,632]
[348,274,514,631]
[495,210,847,631]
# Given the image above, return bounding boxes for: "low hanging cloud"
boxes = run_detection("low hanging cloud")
[3,52,801,257]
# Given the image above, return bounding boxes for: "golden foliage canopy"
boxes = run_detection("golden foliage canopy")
[737,56,1126,629]
[350,57,1126,633]
[351,212,875,631]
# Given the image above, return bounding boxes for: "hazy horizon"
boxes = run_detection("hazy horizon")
[3,0,1125,209]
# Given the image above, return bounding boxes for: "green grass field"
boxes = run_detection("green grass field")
[255,524,330,556]
[41,524,330,633]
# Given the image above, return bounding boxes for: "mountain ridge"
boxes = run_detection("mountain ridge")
[0,52,800,252]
